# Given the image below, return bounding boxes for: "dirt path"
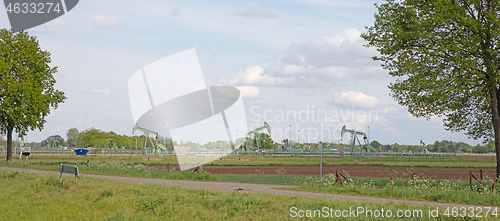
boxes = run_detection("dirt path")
[148,165,495,180]
[1,166,497,211]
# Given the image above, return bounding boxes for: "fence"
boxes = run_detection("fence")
[0,147,496,161]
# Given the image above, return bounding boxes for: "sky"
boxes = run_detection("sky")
[0,0,483,146]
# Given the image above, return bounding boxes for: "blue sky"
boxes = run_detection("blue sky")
[0,0,482,146]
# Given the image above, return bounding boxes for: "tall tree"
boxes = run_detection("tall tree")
[0,29,66,161]
[362,0,500,177]
[66,128,79,147]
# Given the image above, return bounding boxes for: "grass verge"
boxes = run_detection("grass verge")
[0,169,494,220]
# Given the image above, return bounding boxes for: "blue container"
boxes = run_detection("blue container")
[74,149,88,155]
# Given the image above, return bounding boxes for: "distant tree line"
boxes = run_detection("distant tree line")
[1,130,496,153]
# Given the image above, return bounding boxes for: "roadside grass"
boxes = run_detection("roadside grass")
[1,155,498,207]
[0,159,218,181]
[293,174,500,207]
[0,169,491,220]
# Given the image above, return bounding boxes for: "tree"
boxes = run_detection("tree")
[362,0,500,176]
[42,135,67,148]
[254,133,274,150]
[370,140,381,150]
[66,128,79,147]
[0,29,66,161]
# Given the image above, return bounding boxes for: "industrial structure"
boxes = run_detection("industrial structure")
[340,125,375,155]
[239,122,271,151]
[132,123,166,154]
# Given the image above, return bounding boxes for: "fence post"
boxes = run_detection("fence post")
[412,169,414,184]
[480,170,483,181]
[59,163,62,183]
[470,171,473,190]
[75,164,78,186]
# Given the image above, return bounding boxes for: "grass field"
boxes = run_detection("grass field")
[1,154,499,207]
[1,153,496,168]
[1,169,495,220]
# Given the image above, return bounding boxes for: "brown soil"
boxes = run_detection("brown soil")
[149,165,495,180]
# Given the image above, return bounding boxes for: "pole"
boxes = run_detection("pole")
[297,129,300,147]
[289,125,292,157]
[319,141,323,186]
[368,125,370,143]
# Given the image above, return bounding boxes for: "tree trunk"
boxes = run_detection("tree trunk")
[6,126,13,161]
[497,130,500,179]
[486,76,500,178]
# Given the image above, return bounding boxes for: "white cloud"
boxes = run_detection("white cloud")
[92,89,112,95]
[222,66,290,86]
[83,15,121,30]
[45,19,68,28]
[76,118,83,124]
[169,8,181,16]
[333,91,378,109]
[236,86,260,98]
[382,126,395,132]
[322,28,360,46]
[378,107,398,114]
[234,2,277,18]
[261,28,385,87]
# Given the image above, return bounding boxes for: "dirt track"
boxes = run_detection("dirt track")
[2,166,497,210]
[150,165,496,180]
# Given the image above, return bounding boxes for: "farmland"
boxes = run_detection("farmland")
[4,168,492,220]
[1,152,498,207]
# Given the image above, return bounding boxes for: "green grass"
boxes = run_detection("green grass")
[293,174,500,207]
[4,153,495,168]
[0,169,493,220]
[1,155,499,208]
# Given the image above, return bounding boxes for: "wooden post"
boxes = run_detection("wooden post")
[480,170,483,181]
[470,171,473,190]
[493,183,496,193]
[167,163,170,172]
[391,177,394,189]
[411,169,414,184]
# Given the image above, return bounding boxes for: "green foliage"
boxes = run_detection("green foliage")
[0,29,66,160]
[41,135,67,147]
[297,173,500,206]
[370,140,381,150]
[79,128,132,149]
[139,198,167,211]
[66,128,79,147]
[253,132,274,149]
[362,0,500,141]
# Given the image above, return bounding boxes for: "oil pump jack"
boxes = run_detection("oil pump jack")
[420,139,428,153]
[241,122,271,151]
[132,123,166,154]
[340,125,375,155]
